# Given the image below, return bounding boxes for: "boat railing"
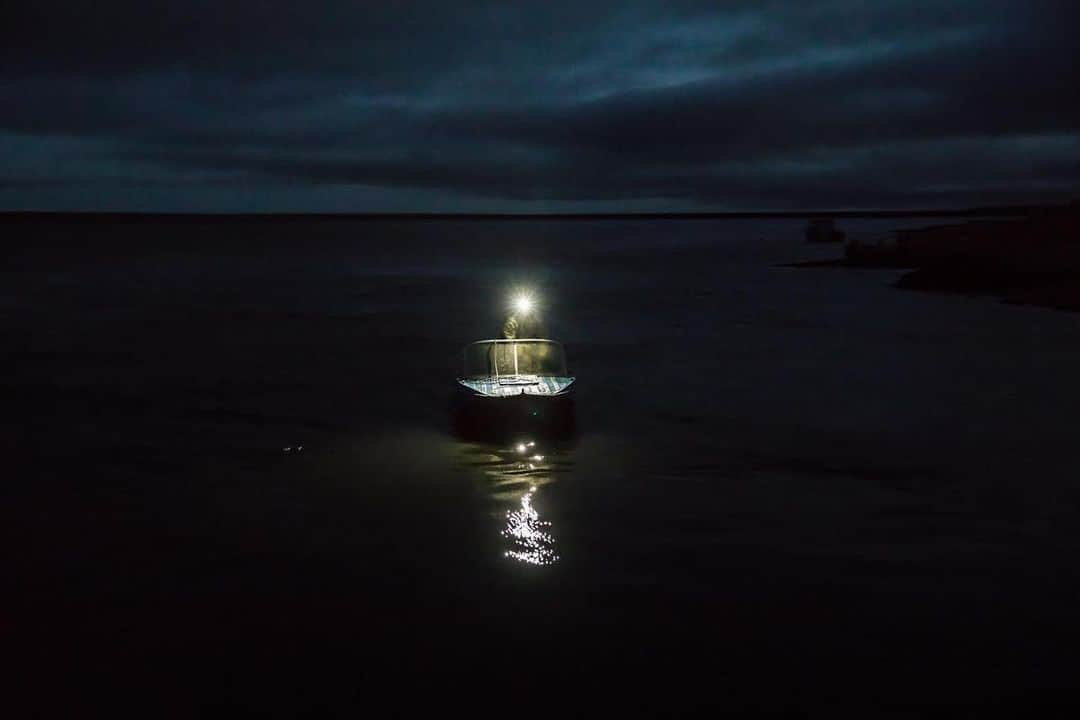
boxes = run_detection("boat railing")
[462,339,568,378]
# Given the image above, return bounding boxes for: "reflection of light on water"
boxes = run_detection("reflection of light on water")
[502,485,559,566]
[458,437,563,565]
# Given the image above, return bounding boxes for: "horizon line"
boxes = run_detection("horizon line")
[1,202,1075,222]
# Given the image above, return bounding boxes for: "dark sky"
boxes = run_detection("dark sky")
[2,1,1078,212]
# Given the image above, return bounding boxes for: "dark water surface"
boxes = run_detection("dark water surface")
[6,218,1080,714]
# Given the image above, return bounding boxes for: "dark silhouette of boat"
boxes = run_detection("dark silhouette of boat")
[452,338,576,441]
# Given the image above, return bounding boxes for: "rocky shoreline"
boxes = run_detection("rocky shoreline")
[787,204,1080,311]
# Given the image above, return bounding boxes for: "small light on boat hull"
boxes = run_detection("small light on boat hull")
[451,391,576,442]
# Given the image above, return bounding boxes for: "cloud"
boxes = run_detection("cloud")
[1,1,1078,210]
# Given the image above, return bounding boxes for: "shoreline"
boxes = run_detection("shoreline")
[784,205,1080,312]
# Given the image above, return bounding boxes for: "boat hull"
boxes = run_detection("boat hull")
[451,387,576,441]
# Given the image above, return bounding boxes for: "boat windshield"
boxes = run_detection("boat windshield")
[463,340,567,378]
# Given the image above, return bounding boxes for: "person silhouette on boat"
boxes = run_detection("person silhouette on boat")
[502,314,519,340]
[502,313,546,340]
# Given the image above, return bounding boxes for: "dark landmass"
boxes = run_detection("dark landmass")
[0,203,1049,224]
[787,202,1080,312]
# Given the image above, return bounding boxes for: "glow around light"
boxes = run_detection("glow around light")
[511,292,535,317]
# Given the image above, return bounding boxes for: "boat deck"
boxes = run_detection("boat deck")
[458,376,575,397]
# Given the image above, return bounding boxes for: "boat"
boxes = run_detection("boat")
[453,338,576,439]
[452,292,576,440]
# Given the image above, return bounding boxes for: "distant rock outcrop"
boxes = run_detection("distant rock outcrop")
[805,217,846,243]
[798,204,1080,312]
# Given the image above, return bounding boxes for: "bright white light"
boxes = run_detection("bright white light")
[511,293,535,316]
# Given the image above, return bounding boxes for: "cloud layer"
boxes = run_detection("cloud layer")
[2,1,1078,211]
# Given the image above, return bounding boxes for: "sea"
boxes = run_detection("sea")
[5,217,1080,714]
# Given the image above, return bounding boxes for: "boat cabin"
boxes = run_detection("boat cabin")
[459,339,574,397]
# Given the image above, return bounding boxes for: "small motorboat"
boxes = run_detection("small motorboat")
[452,293,576,440]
